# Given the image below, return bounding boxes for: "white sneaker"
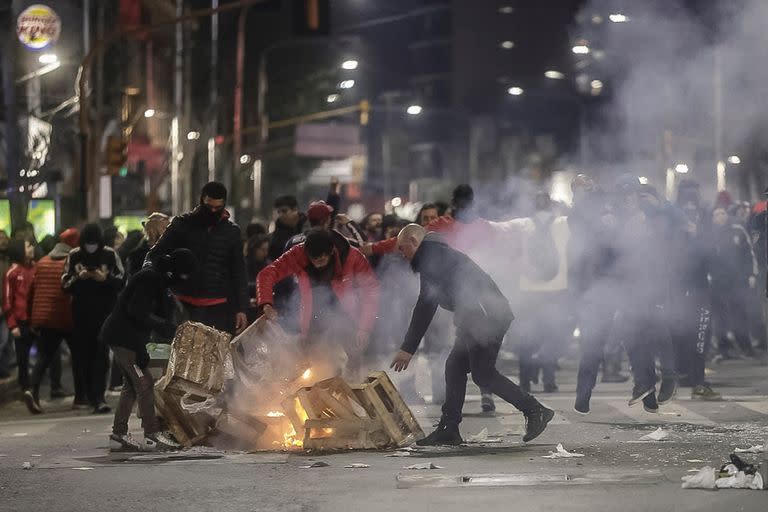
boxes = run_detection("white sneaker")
[142,432,181,452]
[109,433,141,452]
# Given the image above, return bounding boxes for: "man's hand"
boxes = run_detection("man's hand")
[235,312,248,334]
[78,269,91,280]
[10,327,21,339]
[354,330,370,350]
[261,304,278,321]
[360,243,373,258]
[390,350,413,372]
[92,269,107,282]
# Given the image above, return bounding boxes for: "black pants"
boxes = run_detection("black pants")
[74,319,109,407]
[517,295,566,390]
[13,325,35,391]
[712,288,751,356]
[442,320,539,426]
[30,329,74,399]
[621,305,675,394]
[182,302,235,334]
[575,297,616,405]
[671,294,710,387]
[111,346,158,436]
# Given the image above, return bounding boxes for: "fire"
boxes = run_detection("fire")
[266,411,284,417]
[302,368,312,380]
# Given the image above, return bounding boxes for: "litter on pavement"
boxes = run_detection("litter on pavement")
[466,428,504,444]
[71,467,95,471]
[384,451,412,457]
[638,427,669,442]
[22,462,32,470]
[542,443,584,459]
[403,462,443,470]
[300,461,330,468]
[344,463,370,468]
[734,445,764,454]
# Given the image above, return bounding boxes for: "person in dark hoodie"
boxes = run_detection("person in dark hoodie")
[62,224,125,414]
[24,229,82,413]
[146,182,248,334]
[127,213,170,278]
[102,248,196,452]
[390,224,553,446]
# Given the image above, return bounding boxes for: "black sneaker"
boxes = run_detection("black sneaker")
[628,386,653,407]
[481,393,496,413]
[573,396,590,415]
[22,390,43,415]
[143,432,181,451]
[416,423,463,446]
[642,392,659,413]
[657,378,677,405]
[691,384,722,401]
[523,407,555,442]
[109,433,141,452]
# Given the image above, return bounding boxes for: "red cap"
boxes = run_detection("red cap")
[307,201,334,224]
[59,228,80,248]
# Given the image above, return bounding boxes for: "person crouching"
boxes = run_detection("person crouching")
[101,249,197,452]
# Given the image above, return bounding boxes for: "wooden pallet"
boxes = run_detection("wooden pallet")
[154,383,215,447]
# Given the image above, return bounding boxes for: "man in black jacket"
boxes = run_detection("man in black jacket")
[146,182,248,334]
[102,248,196,452]
[390,224,554,445]
[62,224,125,414]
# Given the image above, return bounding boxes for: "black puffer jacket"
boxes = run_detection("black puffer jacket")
[146,207,248,312]
[269,214,307,261]
[401,233,513,354]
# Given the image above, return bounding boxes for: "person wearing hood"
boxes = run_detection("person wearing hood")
[101,248,196,452]
[22,229,81,413]
[146,182,248,334]
[390,224,554,446]
[62,224,125,414]
[126,213,170,278]
[3,237,36,395]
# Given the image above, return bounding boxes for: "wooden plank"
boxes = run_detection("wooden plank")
[297,388,323,419]
[362,383,408,446]
[369,371,424,438]
[310,387,358,419]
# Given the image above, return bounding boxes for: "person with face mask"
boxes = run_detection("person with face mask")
[101,248,196,451]
[62,224,125,414]
[146,182,248,335]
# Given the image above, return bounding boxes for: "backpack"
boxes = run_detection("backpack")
[526,216,560,282]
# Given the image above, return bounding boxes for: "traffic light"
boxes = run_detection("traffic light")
[293,0,329,36]
[106,135,128,176]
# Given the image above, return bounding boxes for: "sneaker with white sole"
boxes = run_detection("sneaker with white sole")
[109,433,141,452]
[143,432,181,451]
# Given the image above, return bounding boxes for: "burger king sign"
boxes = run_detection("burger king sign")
[17,4,61,51]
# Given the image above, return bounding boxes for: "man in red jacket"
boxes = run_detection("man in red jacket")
[3,238,36,400]
[257,229,379,377]
[25,229,80,413]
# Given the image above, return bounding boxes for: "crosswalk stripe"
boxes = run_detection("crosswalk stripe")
[734,401,768,415]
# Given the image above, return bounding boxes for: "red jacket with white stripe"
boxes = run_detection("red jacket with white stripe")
[3,263,35,330]
[256,236,379,336]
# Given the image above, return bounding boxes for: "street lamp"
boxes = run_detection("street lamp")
[609,13,628,23]
[144,108,156,118]
[240,154,251,165]
[326,93,340,103]
[187,131,200,141]
[545,70,565,80]
[727,155,741,164]
[500,40,515,50]
[339,79,355,89]
[498,6,513,14]
[341,59,358,70]
[572,44,590,55]
[675,163,689,174]
[38,53,58,64]
[406,104,423,115]
[507,86,524,96]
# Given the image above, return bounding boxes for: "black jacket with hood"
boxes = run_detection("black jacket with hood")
[269,213,307,261]
[62,224,125,322]
[401,233,513,354]
[146,205,248,312]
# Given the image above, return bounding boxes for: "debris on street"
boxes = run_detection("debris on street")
[344,463,371,468]
[637,427,670,442]
[542,443,585,459]
[734,445,764,454]
[300,461,330,468]
[403,462,443,470]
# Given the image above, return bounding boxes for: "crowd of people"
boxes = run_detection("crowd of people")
[1,175,766,449]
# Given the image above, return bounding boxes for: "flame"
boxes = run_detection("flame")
[266,411,284,417]
[302,368,312,380]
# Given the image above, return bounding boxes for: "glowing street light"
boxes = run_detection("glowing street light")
[727,155,741,164]
[406,104,423,115]
[341,59,358,70]
[240,154,251,165]
[675,163,689,174]
[38,53,58,64]
[500,40,515,50]
[326,94,340,103]
[572,44,590,55]
[339,79,355,89]
[545,70,565,80]
[498,6,514,14]
[609,13,628,23]
[144,108,156,118]
[639,176,649,185]
[507,86,524,96]
[187,131,200,141]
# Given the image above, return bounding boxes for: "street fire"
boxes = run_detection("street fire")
[302,368,312,380]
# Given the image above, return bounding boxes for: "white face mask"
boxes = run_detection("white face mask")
[84,243,98,254]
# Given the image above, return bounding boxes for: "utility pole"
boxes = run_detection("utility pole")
[209,0,219,183]
[1,5,25,231]
[171,0,184,215]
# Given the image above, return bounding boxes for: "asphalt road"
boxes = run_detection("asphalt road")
[1,357,767,512]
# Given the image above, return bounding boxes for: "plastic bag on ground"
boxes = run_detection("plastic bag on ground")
[681,467,716,489]
[715,471,764,490]
[638,427,669,442]
[403,462,443,470]
[542,443,585,459]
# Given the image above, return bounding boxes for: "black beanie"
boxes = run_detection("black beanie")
[304,230,334,258]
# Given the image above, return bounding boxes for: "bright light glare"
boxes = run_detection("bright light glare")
[507,86,524,96]
[240,154,251,165]
[187,131,200,140]
[266,411,285,417]
[144,109,155,118]
[38,53,58,64]
[391,197,402,207]
[675,163,689,174]
[639,176,649,185]
[591,79,603,89]
[339,79,355,89]
[406,105,423,115]
[498,6,514,14]
[573,327,581,338]
[545,70,565,80]
[609,13,628,23]
[572,45,590,55]
[727,155,741,164]
[341,59,358,70]
[302,369,312,380]
[326,94,340,103]
[500,40,515,50]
